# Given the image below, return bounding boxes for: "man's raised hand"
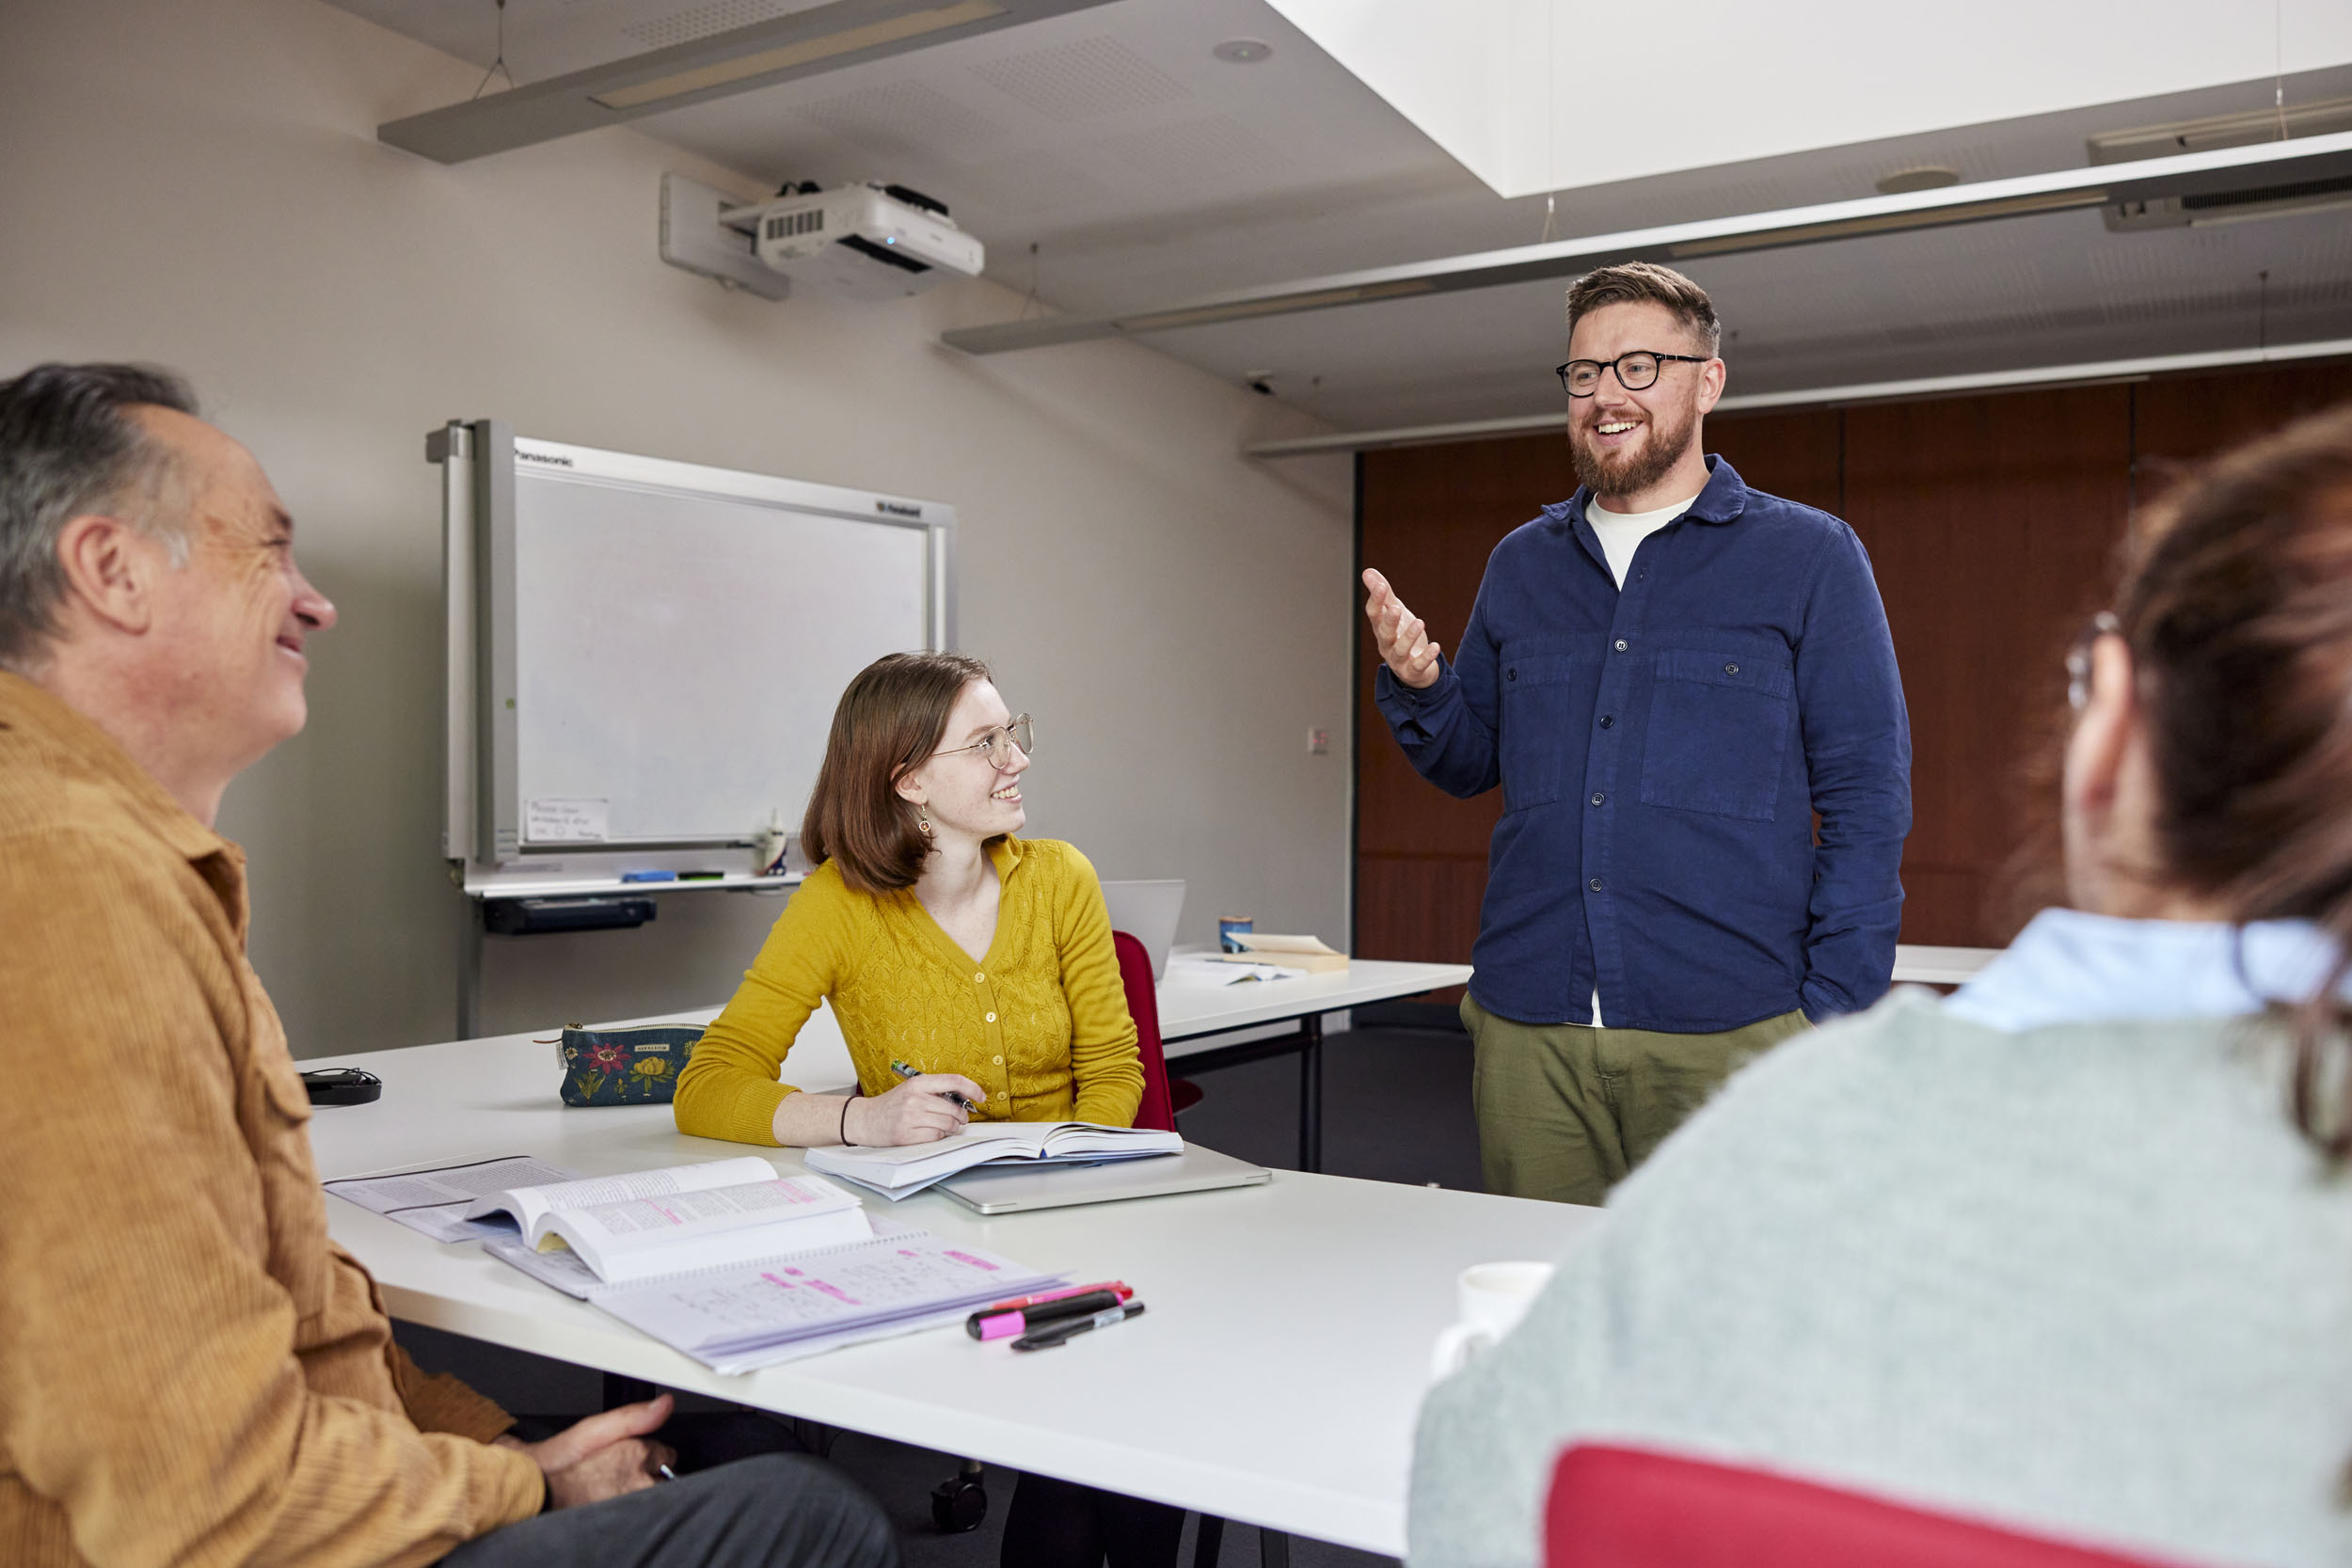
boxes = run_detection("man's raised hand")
[1362,568,1441,689]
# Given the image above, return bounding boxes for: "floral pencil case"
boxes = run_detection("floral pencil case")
[557,1024,703,1107]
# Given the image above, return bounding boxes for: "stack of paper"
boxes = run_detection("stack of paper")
[806,1120,1184,1198]
[1165,953,1297,987]
[588,1227,1061,1372]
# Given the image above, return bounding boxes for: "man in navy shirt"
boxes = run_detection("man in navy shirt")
[1363,262,1910,1206]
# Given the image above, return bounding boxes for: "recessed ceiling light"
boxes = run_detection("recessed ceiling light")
[1214,38,1273,64]
[1875,166,1963,196]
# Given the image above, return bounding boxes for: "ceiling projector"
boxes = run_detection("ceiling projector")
[723,182,984,300]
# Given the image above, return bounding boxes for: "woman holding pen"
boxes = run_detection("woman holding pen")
[675,649,1174,1567]
[675,649,1142,1148]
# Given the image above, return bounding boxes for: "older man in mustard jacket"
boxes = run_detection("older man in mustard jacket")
[0,362,897,1568]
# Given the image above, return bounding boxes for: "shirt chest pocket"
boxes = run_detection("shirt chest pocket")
[1500,652,1578,811]
[243,1021,336,1318]
[1639,647,1794,822]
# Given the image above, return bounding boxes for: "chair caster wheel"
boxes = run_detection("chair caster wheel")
[931,1471,988,1532]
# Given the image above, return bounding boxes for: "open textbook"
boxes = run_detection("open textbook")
[326,1154,1062,1372]
[458,1157,870,1285]
[804,1120,1183,1198]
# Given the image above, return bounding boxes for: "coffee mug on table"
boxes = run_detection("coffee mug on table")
[1429,1260,1555,1379]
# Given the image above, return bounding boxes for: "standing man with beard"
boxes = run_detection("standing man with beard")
[1362,262,1910,1207]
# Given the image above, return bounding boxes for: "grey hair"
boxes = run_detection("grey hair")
[0,362,199,670]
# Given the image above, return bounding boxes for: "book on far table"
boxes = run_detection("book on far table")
[805,1120,1184,1199]
[461,1156,871,1284]
[1218,933,1348,973]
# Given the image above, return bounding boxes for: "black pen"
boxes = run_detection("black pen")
[890,1057,978,1113]
[1012,1302,1145,1352]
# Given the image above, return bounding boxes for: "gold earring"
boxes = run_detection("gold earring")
[916,806,933,837]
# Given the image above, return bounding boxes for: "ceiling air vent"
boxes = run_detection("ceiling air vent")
[2106,169,2352,231]
[2093,96,2352,230]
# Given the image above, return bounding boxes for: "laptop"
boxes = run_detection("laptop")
[935,1143,1271,1214]
[1100,879,1185,981]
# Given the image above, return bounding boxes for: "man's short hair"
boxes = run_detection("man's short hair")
[1565,262,1724,357]
[0,362,199,669]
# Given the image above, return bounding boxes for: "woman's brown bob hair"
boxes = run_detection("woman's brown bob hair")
[2092,402,2352,1156]
[802,651,994,894]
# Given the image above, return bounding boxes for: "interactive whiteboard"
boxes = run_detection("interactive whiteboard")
[436,421,953,885]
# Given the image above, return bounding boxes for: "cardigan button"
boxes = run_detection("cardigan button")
[993,1054,1004,1065]
[974,972,985,982]
[985,1012,996,1023]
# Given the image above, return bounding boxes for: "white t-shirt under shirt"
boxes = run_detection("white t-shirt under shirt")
[1586,493,1697,589]
[1579,489,1701,1025]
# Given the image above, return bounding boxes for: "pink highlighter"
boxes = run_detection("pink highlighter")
[967,1281,1135,1340]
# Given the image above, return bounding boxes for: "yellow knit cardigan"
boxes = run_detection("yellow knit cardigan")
[675,835,1144,1146]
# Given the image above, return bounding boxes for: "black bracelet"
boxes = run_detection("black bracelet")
[839,1094,854,1147]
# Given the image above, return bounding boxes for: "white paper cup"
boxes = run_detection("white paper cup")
[1429,1259,1554,1379]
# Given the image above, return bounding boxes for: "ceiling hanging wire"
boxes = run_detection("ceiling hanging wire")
[2275,0,2289,139]
[472,0,516,101]
[1539,0,1559,244]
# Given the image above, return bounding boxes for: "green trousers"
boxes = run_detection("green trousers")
[1463,993,1810,1207]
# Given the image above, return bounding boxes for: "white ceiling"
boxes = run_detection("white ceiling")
[329,0,2352,431]
[1264,0,2352,198]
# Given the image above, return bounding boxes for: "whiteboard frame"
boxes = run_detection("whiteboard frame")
[434,420,956,895]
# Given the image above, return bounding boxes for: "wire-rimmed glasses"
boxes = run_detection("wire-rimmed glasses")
[933,714,1034,768]
[1556,351,1713,397]
[2066,613,2122,710]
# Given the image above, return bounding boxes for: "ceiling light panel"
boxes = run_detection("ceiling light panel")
[941,130,2352,355]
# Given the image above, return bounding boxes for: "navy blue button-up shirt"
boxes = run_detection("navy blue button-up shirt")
[1374,457,1910,1032]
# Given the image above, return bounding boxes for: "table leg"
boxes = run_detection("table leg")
[603,1373,657,1409]
[1260,1528,1292,1567]
[457,897,484,1040]
[1297,1013,1324,1173]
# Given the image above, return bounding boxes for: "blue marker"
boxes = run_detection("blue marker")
[620,870,677,883]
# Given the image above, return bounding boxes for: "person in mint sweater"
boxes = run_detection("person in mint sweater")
[1409,404,2352,1568]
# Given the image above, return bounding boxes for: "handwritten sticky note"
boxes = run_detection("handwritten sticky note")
[527,798,610,843]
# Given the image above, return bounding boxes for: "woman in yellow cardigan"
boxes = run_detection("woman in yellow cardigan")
[675,651,1172,1568]
[675,650,1143,1148]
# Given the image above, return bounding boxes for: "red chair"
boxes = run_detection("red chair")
[1112,929,1200,1130]
[1547,1445,2189,1568]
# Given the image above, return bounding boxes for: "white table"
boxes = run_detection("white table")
[1154,958,1473,1173]
[305,1027,1594,1558]
[1892,944,1997,987]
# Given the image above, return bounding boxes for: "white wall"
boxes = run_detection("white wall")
[0,0,1354,1053]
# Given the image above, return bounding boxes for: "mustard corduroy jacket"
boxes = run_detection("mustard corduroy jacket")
[0,673,543,1568]
[675,835,1145,1145]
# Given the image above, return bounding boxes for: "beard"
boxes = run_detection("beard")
[1569,396,1700,498]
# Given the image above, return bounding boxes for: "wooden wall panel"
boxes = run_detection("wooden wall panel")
[1844,387,2130,945]
[1355,435,1563,974]
[1706,408,1843,516]
[2136,363,2352,498]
